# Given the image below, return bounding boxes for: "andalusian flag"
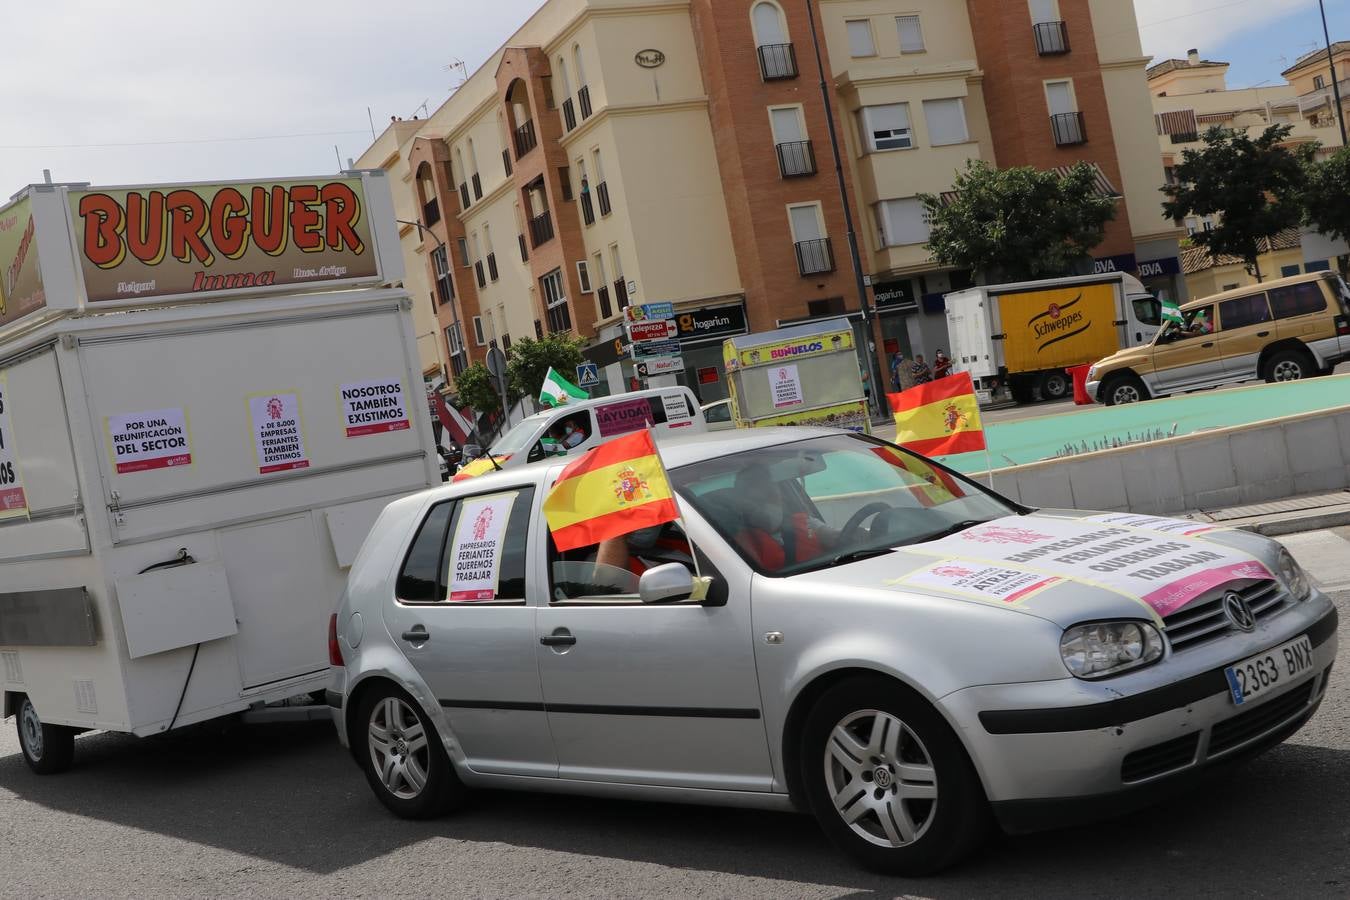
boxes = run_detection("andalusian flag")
[452,455,510,482]
[543,429,680,551]
[870,444,967,507]
[887,372,986,457]
[1161,298,1184,326]
[539,367,588,408]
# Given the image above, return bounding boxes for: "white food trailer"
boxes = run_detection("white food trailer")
[0,171,439,771]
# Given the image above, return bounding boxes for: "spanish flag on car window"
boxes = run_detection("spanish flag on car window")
[543,429,680,552]
[887,372,986,457]
[452,455,511,482]
[870,445,967,507]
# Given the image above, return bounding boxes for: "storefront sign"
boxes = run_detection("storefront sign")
[637,356,684,378]
[676,302,747,341]
[107,407,192,474]
[71,177,379,303]
[1092,253,1138,276]
[583,336,629,368]
[628,319,679,342]
[1136,257,1181,279]
[248,391,310,475]
[770,364,804,408]
[340,378,409,438]
[0,196,47,329]
[625,302,675,323]
[871,279,917,310]
[732,328,853,368]
[0,373,28,518]
[596,397,654,437]
[447,492,514,601]
[633,338,682,359]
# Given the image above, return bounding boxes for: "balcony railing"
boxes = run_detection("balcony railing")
[562,97,577,132]
[794,238,835,276]
[1033,21,1070,55]
[613,278,629,310]
[422,197,441,227]
[578,85,593,119]
[518,234,529,262]
[487,252,498,282]
[776,140,816,178]
[472,173,482,200]
[459,182,471,209]
[596,181,612,217]
[502,148,513,177]
[580,191,595,226]
[1298,77,1350,113]
[1169,131,1199,144]
[597,284,613,320]
[757,43,798,81]
[474,261,486,289]
[1051,111,1087,146]
[514,120,538,159]
[529,210,555,248]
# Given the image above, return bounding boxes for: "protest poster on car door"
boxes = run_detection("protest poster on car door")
[340,378,410,438]
[447,492,515,601]
[106,408,192,474]
[248,391,310,474]
[0,373,29,519]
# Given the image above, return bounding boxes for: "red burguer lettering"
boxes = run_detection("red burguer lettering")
[211,187,250,259]
[250,186,288,256]
[320,182,364,253]
[125,191,168,265]
[288,184,322,252]
[78,193,126,269]
[166,190,214,265]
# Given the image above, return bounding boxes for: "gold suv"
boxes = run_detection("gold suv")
[1086,272,1350,405]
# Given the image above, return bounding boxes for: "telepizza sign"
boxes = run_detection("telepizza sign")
[70,177,379,302]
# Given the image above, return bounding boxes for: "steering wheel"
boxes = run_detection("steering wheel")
[839,503,894,544]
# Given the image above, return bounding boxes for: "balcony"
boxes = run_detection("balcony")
[776,140,816,178]
[794,238,835,276]
[1051,111,1087,146]
[472,173,482,201]
[518,234,529,262]
[613,278,630,310]
[514,120,538,160]
[487,252,498,282]
[1033,21,1070,55]
[459,182,471,209]
[596,181,612,217]
[580,191,595,226]
[757,43,798,81]
[1298,76,1350,113]
[422,197,441,227]
[529,210,555,248]
[502,148,513,177]
[474,261,486,289]
[562,97,577,132]
[578,85,593,119]
[597,284,613,320]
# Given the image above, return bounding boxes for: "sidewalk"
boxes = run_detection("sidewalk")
[1188,488,1350,537]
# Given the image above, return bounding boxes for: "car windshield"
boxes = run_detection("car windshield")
[671,434,1020,577]
[488,414,552,457]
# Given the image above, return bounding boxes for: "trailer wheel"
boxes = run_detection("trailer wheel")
[357,686,465,819]
[1039,371,1070,401]
[16,696,76,775]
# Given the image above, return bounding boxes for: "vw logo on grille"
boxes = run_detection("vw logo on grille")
[1223,591,1256,632]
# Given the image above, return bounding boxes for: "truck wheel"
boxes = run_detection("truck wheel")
[1263,349,1312,383]
[357,687,464,819]
[16,696,76,775]
[1039,371,1070,401]
[801,677,990,876]
[1102,375,1149,406]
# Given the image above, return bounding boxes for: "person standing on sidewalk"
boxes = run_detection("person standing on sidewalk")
[933,349,953,380]
[911,355,933,385]
[891,352,915,391]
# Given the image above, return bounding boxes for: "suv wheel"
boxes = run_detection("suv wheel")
[16,696,76,775]
[1264,349,1311,383]
[358,687,464,819]
[801,677,989,875]
[1102,374,1149,406]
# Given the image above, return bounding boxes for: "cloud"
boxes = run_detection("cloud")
[1131,0,1318,62]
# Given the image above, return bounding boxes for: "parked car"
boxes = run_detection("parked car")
[1087,271,1350,405]
[701,398,735,432]
[327,428,1337,874]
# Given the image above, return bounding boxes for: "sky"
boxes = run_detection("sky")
[1,0,1347,192]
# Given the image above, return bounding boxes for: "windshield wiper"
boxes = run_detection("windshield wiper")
[830,547,897,567]
[904,519,988,546]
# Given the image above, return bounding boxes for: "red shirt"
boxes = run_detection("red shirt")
[736,513,824,571]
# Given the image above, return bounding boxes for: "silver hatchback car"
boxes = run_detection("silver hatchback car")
[327,428,1337,874]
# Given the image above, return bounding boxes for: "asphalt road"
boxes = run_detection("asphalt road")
[1,530,1346,899]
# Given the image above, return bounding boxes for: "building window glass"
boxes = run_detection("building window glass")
[456,237,471,267]
[541,268,572,333]
[923,98,968,146]
[1314,75,1326,90]
[846,20,876,58]
[876,198,930,247]
[472,316,487,346]
[431,245,454,304]
[861,103,912,151]
[896,15,924,53]
[752,1,787,45]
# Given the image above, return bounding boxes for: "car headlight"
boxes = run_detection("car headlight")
[1087,365,1098,381]
[1060,621,1164,679]
[1277,549,1312,601]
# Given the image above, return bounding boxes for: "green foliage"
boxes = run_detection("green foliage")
[919,160,1118,282]
[506,333,587,401]
[1162,125,1316,279]
[453,363,502,417]
[1303,146,1350,246]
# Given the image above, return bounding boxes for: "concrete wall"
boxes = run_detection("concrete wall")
[985,404,1350,516]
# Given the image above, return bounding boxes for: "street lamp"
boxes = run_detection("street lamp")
[1317,0,1347,148]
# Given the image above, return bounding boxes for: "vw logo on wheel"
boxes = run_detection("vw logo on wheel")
[1223,591,1256,632]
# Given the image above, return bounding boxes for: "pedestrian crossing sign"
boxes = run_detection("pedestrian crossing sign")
[576,363,601,387]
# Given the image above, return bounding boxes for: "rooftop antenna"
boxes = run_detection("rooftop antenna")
[444,59,468,92]
[415,98,430,119]
[366,106,376,140]
[334,145,343,171]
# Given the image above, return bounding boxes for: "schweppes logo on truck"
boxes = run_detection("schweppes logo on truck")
[71,178,378,303]
[1027,294,1091,352]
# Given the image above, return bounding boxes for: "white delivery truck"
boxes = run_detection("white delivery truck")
[944,272,1162,404]
[0,171,438,772]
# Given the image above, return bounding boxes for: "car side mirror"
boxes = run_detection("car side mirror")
[638,563,696,605]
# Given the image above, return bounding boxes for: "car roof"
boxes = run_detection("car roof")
[1183,271,1332,310]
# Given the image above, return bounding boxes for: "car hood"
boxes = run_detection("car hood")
[794,510,1278,629]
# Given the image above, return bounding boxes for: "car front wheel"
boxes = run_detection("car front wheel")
[16,696,76,775]
[357,687,464,819]
[801,677,989,875]
[1102,374,1149,406]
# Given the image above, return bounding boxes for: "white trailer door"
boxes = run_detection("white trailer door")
[945,291,998,379]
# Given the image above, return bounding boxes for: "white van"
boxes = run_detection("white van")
[455,387,705,479]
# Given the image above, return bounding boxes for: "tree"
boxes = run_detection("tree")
[453,363,503,417]
[506,333,587,402]
[1303,146,1350,248]
[920,160,1117,282]
[1162,124,1316,281]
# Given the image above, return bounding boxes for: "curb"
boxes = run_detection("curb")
[1234,509,1350,538]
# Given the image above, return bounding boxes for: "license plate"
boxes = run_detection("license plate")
[1224,635,1315,706]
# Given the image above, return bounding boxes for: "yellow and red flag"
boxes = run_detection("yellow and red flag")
[543,429,680,552]
[870,444,967,507]
[452,455,511,482]
[887,372,986,457]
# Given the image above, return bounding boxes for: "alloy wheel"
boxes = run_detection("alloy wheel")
[824,709,938,849]
[367,696,431,800]
[1111,383,1141,404]
[1272,360,1304,381]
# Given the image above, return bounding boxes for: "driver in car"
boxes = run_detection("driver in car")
[733,464,839,571]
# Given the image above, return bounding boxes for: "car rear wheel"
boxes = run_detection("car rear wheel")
[16,696,76,775]
[1263,349,1312,383]
[358,687,464,819]
[1101,374,1149,406]
[801,677,989,875]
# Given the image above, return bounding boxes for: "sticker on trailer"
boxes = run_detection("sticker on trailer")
[447,492,515,601]
[248,391,310,474]
[106,408,193,474]
[0,373,28,519]
[770,364,804,408]
[340,378,410,438]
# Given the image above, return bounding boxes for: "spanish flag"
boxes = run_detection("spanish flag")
[543,429,680,552]
[888,372,986,457]
[870,445,967,507]
[452,455,511,482]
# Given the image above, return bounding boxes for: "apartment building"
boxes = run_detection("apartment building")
[1284,41,1349,152]
[364,0,1178,401]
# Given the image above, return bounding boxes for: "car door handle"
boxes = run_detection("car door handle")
[1201,342,1214,348]
[401,627,430,643]
[540,632,577,647]
[1257,331,1270,337]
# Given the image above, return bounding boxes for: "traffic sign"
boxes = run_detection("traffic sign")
[624,302,674,324]
[632,338,681,359]
[575,362,601,387]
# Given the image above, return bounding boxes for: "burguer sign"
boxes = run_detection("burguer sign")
[71,177,378,302]
[0,196,46,327]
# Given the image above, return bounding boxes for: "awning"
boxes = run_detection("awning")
[1154,109,1199,136]
[938,162,1119,205]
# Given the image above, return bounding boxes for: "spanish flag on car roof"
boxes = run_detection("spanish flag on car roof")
[887,372,987,457]
[543,429,680,552]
